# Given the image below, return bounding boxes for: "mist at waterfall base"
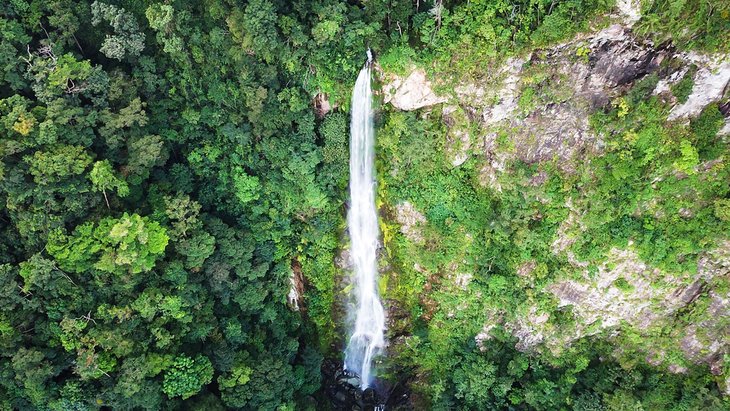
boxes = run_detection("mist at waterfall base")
[343,51,386,391]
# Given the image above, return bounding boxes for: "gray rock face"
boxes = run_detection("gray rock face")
[667,54,730,120]
[588,26,662,89]
[549,248,680,332]
[394,201,427,244]
[313,93,333,117]
[451,25,671,188]
[719,119,730,137]
[378,14,730,390]
[381,25,729,185]
[507,306,551,352]
[481,57,525,125]
[382,69,447,111]
[542,243,730,383]
[477,25,671,181]
[616,0,641,25]
[442,105,472,166]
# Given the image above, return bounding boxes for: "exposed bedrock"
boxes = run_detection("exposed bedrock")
[382,25,730,186]
[381,19,730,394]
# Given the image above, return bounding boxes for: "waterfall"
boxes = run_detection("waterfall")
[344,50,385,389]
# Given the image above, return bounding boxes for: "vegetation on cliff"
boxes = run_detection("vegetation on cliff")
[0,0,728,409]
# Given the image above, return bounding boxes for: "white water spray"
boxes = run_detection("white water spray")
[344,50,385,389]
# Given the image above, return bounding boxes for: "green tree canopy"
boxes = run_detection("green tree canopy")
[47,213,169,275]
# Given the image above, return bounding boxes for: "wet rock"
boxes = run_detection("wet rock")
[675,279,704,305]
[288,259,306,311]
[589,25,661,89]
[322,360,385,411]
[336,248,353,271]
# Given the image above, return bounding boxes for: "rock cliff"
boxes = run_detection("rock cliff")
[380,16,730,394]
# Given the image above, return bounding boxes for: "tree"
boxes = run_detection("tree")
[145,3,185,55]
[231,167,260,205]
[176,230,215,269]
[25,145,92,185]
[226,0,282,64]
[30,53,109,105]
[163,194,202,239]
[46,213,169,275]
[125,134,167,185]
[0,17,31,91]
[219,354,295,409]
[453,353,498,407]
[11,348,55,408]
[217,359,253,408]
[89,160,129,208]
[91,1,145,61]
[162,355,213,400]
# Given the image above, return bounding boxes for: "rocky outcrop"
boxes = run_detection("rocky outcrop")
[394,202,427,244]
[678,245,730,377]
[616,0,641,26]
[381,25,730,183]
[474,243,730,376]
[472,24,670,186]
[507,305,551,352]
[549,248,687,332]
[442,105,472,166]
[313,93,333,117]
[667,55,730,120]
[383,69,447,111]
[539,244,728,380]
[720,120,730,137]
[481,57,525,125]
[380,9,730,392]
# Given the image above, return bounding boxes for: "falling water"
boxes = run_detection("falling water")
[344,49,385,390]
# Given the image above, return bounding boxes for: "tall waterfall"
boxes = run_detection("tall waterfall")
[344,50,385,389]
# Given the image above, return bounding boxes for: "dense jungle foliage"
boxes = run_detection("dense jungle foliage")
[1,0,729,410]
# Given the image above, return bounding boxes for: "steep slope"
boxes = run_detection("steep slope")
[377,10,730,407]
